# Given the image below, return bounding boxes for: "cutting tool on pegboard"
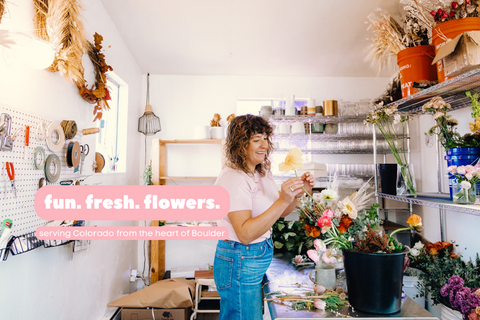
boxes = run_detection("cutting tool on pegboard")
[6,162,16,199]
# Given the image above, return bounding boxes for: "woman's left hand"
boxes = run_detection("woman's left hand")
[300,172,315,196]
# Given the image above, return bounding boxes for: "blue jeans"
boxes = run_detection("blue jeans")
[213,238,273,320]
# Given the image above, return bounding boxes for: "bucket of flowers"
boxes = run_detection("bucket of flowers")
[278,147,424,314]
[448,165,480,204]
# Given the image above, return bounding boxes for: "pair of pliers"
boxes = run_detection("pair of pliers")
[6,162,16,198]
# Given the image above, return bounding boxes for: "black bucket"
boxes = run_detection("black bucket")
[378,164,397,195]
[343,249,406,314]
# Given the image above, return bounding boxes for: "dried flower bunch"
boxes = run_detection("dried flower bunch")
[401,0,480,26]
[265,287,348,311]
[365,8,430,73]
[0,0,5,24]
[210,113,222,127]
[79,33,113,121]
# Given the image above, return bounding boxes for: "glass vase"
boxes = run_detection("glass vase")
[452,181,476,204]
[397,164,417,197]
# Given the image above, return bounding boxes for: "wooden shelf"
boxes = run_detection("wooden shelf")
[159,176,217,180]
[158,139,224,144]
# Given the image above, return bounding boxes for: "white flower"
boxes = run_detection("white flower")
[466,173,474,181]
[393,113,402,125]
[386,106,397,115]
[461,181,472,189]
[321,189,338,201]
[410,248,420,257]
[413,241,424,250]
[314,285,326,295]
[313,193,323,203]
[339,198,358,219]
[434,112,445,119]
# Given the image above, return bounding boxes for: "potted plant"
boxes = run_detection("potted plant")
[278,148,424,314]
[409,241,480,320]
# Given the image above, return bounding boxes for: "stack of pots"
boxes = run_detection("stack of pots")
[432,17,480,82]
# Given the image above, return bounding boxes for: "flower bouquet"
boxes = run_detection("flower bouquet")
[448,165,480,204]
[365,103,417,196]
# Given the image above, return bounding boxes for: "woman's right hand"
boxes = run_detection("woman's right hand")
[280,177,305,203]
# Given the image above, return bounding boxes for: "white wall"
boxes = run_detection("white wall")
[0,0,143,319]
[414,107,480,262]
[144,74,391,270]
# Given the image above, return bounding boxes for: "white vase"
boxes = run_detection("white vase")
[210,127,224,139]
[439,304,462,320]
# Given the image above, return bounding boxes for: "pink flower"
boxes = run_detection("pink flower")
[466,165,475,174]
[448,165,457,174]
[322,249,337,264]
[323,209,334,218]
[317,216,332,229]
[314,239,326,252]
[457,166,467,175]
[314,299,326,310]
[314,285,326,294]
[307,249,319,263]
[294,255,304,264]
[466,173,474,181]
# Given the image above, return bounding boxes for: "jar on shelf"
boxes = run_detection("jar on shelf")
[452,180,476,204]
[311,123,324,133]
[324,123,338,134]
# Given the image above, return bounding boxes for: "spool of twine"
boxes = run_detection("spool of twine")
[60,120,77,140]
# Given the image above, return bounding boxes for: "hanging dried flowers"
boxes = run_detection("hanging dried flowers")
[39,0,88,87]
[79,33,113,121]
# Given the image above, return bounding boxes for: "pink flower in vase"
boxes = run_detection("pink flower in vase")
[448,165,457,174]
[314,239,326,252]
[307,249,320,263]
[457,166,467,175]
[322,249,337,264]
[466,173,474,181]
[323,209,334,218]
[466,165,475,174]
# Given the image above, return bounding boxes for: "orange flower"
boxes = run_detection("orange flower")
[338,215,353,234]
[425,243,439,256]
[406,214,422,227]
[303,224,321,238]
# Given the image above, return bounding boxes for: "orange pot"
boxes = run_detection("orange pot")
[432,17,480,82]
[397,45,437,98]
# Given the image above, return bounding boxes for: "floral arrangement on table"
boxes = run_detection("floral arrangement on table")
[365,103,417,196]
[447,165,480,203]
[400,0,480,26]
[408,240,480,318]
[366,8,430,72]
[278,148,423,255]
[142,161,153,185]
[423,96,480,149]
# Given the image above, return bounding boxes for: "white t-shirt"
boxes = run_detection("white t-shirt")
[216,166,279,244]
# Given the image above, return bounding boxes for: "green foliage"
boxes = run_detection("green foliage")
[354,226,404,253]
[466,91,480,118]
[272,218,313,255]
[142,162,153,185]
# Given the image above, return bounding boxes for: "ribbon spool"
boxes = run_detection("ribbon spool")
[95,152,105,173]
[46,122,66,153]
[45,154,61,183]
[66,142,81,168]
[34,146,46,170]
[35,121,47,141]
[60,120,77,140]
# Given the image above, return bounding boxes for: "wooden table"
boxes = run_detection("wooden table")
[263,253,438,320]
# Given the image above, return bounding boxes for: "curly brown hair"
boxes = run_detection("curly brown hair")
[224,114,274,176]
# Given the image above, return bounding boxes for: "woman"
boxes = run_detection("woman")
[213,114,314,320]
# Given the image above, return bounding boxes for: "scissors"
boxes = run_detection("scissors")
[6,162,16,198]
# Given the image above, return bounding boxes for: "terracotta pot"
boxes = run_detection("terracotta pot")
[397,45,437,98]
[432,17,480,82]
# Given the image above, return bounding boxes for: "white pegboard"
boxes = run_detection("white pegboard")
[0,104,92,236]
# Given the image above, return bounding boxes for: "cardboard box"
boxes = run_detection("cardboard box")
[121,307,191,320]
[432,31,480,78]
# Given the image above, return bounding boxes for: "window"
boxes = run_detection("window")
[95,73,128,173]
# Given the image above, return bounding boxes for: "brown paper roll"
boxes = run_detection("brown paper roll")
[323,100,338,116]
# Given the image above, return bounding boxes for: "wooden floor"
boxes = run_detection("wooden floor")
[196,313,219,320]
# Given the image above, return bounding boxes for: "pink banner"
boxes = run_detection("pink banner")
[35,185,229,220]
[36,226,229,240]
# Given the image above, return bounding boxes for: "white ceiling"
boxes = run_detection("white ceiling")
[99,0,403,77]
